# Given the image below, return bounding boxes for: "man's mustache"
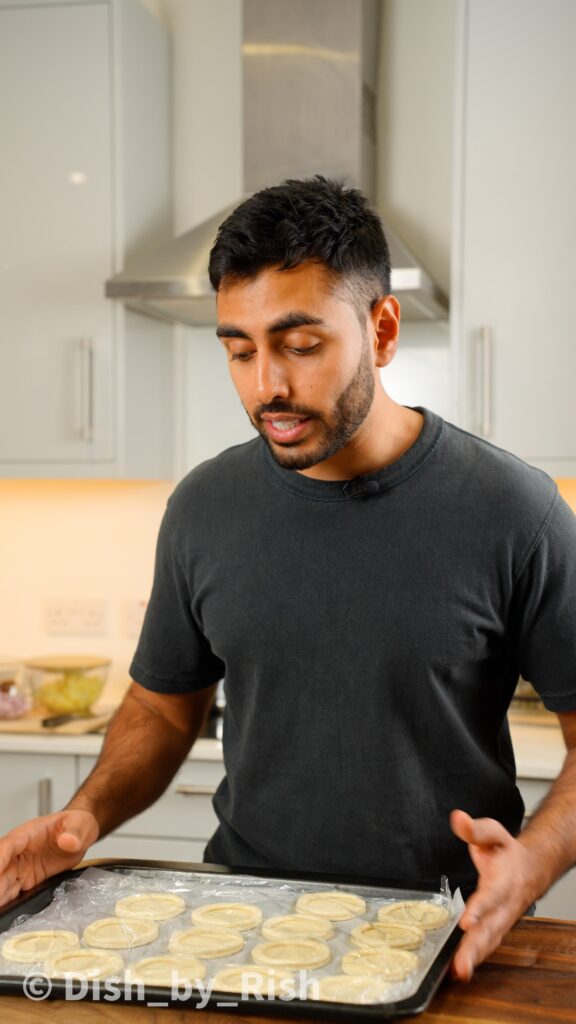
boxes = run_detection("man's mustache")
[254,401,318,421]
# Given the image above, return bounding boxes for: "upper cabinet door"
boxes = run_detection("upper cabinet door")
[0,3,114,463]
[456,0,576,475]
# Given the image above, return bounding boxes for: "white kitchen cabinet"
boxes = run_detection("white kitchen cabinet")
[0,0,173,478]
[78,754,222,863]
[453,0,576,475]
[0,752,76,834]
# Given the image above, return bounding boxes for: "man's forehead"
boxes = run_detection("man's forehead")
[216,262,352,326]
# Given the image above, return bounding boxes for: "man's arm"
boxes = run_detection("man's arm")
[0,681,217,907]
[451,710,576,981]
[66,680,217,834]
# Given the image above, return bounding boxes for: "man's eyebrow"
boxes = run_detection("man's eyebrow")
[216,312,326,341]
[268,312,326,334]
[216,325,251,340]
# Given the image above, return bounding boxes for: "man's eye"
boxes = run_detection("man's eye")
[288,344,320,356]
[230,351,254,361]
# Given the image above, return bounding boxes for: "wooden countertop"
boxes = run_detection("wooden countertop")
[1,916,575,1023]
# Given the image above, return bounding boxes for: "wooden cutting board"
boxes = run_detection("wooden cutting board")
[0,707,113,735]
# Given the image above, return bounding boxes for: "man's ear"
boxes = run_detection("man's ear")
[368,295,401,368]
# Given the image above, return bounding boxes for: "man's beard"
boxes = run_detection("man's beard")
[249,336,375,471]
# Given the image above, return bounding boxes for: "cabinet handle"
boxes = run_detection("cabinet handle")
[37,778,52,816]
[78,337,94,442]
[175,784,216,797]
[477,326,493,438]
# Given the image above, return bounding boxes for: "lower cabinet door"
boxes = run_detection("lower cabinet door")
[535,870,576,921]
[0,752,76,834]
[83,834,209,865]
[77,756,223,845]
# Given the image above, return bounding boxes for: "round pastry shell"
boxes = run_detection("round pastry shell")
[251,938,331,969]
[262,914,334,941]
[295,891,366,920]
[191,902,262,931]
[115,892,185,921]
[169,926,244,959]
[377,899,450,930]
[212,964,295,996]
[45,949,124,980]
[126,955,206,986]
[82,916,158,949]
[1,930,78,963]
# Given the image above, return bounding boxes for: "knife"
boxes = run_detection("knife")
[41,711,108,728]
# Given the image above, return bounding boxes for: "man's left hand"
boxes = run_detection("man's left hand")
[449,809,539,981]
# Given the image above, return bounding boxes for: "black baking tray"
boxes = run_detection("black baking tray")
[0,859,463,1019]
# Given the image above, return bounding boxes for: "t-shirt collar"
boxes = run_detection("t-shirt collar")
[261,406,444,502]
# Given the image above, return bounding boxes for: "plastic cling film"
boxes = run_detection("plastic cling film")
[0,866,461,1007]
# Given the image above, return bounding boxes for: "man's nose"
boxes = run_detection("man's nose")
[256,352,290,402]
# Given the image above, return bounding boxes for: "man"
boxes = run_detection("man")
[1,177,576,983]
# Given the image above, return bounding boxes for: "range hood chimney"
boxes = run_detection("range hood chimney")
[106,0,448,324]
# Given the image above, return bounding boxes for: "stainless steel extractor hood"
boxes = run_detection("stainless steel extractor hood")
[106,0,448,324]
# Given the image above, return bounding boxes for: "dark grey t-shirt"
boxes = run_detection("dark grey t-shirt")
[130,408,576,887]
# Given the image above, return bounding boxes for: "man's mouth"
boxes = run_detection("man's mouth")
[260,415,311,444]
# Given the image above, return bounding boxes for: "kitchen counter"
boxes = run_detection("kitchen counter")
[0,733,222,761]
[0,719,565,778]
[0,916,575,1022]
[508,719,566,780]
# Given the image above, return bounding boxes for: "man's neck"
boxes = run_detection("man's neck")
[298,397,424,482]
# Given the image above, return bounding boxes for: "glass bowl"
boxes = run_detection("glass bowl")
[0,659,31,719]
[24,656,110,715]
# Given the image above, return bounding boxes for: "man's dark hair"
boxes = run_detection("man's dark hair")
[208,176,391,318]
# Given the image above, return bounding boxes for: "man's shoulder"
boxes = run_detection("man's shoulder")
[167,437,262,516]
[439,417,558,521]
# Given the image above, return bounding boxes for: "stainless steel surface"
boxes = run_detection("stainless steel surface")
[175,783,217,796]
[37,777,52,816]
[106,0,448,324]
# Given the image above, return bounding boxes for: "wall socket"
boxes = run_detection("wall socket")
[122,600,148,639]
[44,599,108,636]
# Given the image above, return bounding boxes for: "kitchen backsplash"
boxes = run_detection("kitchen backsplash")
[0,480,172,701]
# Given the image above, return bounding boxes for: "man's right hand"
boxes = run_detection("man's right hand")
[0,809,99,908]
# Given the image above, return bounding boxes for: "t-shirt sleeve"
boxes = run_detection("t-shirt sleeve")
[510,490,576,712]
[129,506,225,694]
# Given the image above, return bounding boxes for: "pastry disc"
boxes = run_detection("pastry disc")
[115,892,185,921]
[350,921,423,951]
[83,916,158,949]
[309,974,392,1005]
[295,891,366,920]
[1,930,78,963]
[191,902,262,931]
[126,955,206,986]
[212,965,294,997]
[251,938,331,969]
[378,899,450,930]
[262,914,333,941]
[341,946,418,980]
[169,926,244,959]
[45,949,124,980]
